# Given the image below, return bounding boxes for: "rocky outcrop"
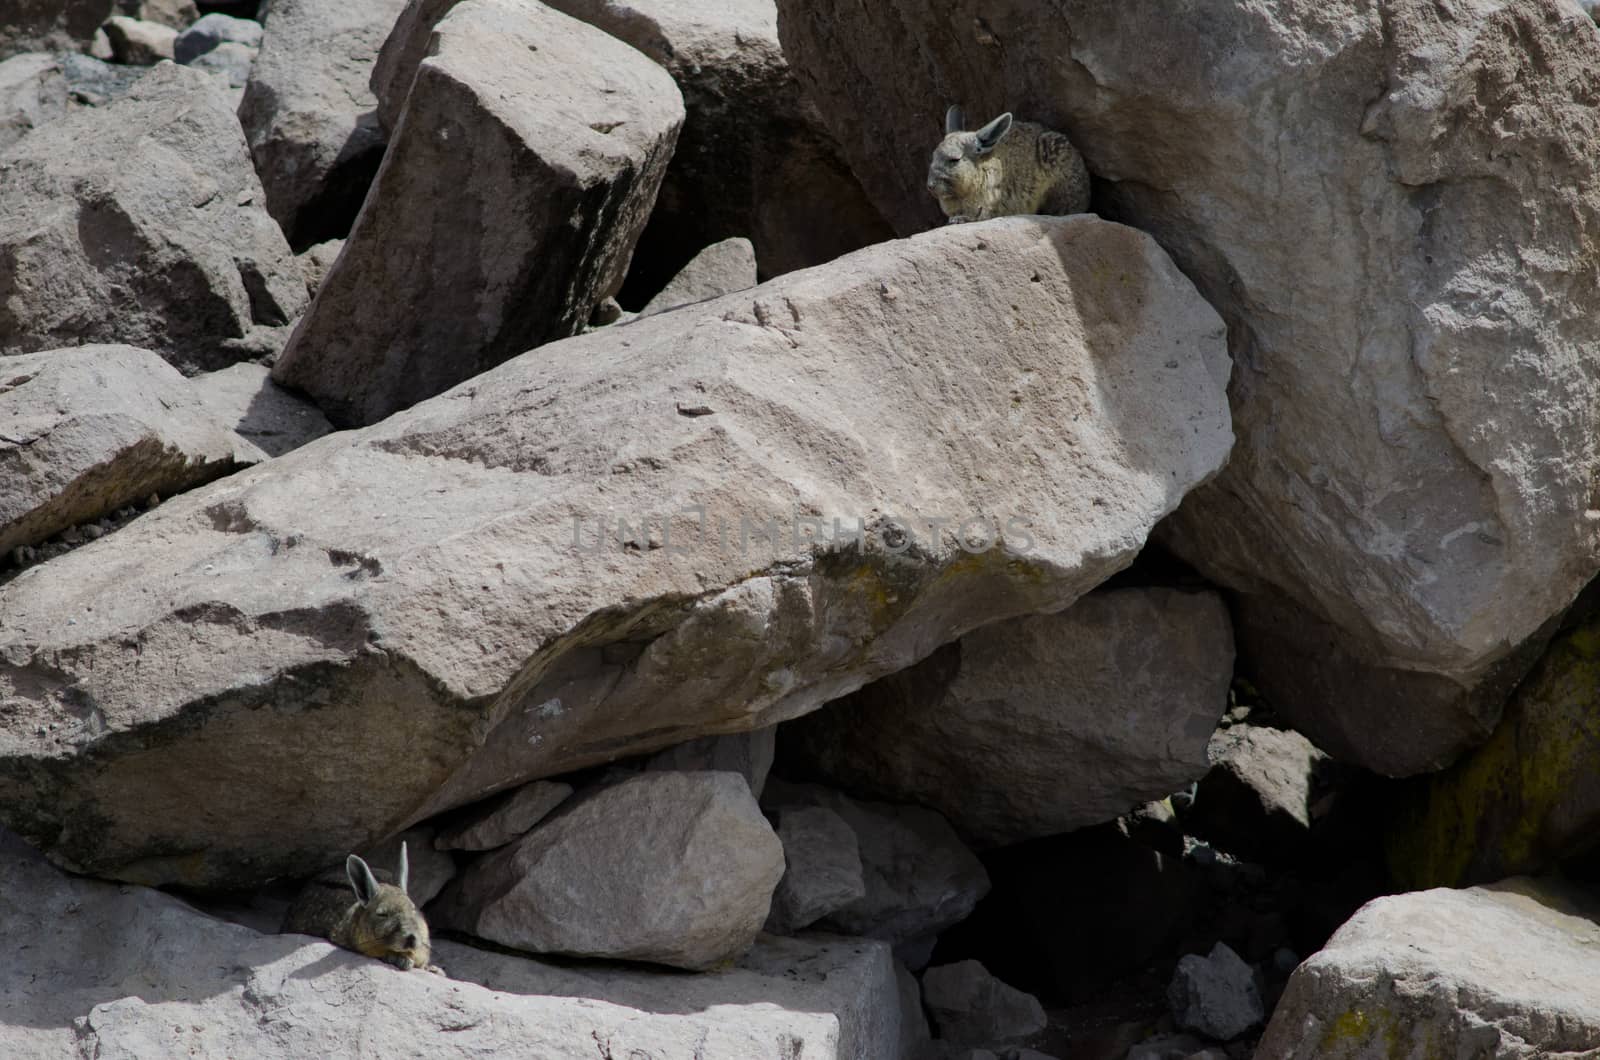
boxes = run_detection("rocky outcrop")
[0,0,115,59]
[775,0,1600,776]
[779,587,1233,845]
[273,0,684,427]
[433,771,784,970]
[0,62,307,373]
[1257,879,1600,1058]
[237,0,406,249]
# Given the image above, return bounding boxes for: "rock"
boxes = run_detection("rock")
[187,39,255,104]
[273,0,684,428]
[0,0,114,59]
[0,346,259,557]
[897,960,933,1057]
[102,15,178,63]
[0,62,308,372]
[921,961,1047,1047]
[295,237,342,295]
[1127,1038,1210,1060]
[434,772,784,970]
[647,726,776,798]
[774,0,1600,777]
[1185,724,1330,867]
[779,587,1233,846]
[57,51,142,106]
[765,805,865,934]
[122,0,201,31]
[237,0,405,249]
[639,236,759,317]
[0,215,1231,888]
[434,780,573,852]
[1168,942,1264,1042]
[174,11,261,64]
[1257,878,1600,1058]
[357,826,454,904]
[0,829,904,1059]
[764,782,988,958]
[367,0,455,130]
[0,53,67,150]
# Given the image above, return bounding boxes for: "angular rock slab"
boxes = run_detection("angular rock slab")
[237,0,407,248]
[646,725,776,798]
[0,829,904,1060]
[1257,879,1600,1058]
[1187,723,1330,867]
[775,0,1600,775]
[435,771,784,970]
[0,215,1231,889]
[766,804,866,934]
[188,362,334,458]
[921,960,1047,1047]
[639,235,759,317]
[0,0,115,59]
[434,778,572,851]
[0,62,307,372]
[780,587,1233,845]
[0,345,259,557]
[273,0,684,427]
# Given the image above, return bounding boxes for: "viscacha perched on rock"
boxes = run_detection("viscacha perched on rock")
[281,843,438,972]
[926,106,1091,223]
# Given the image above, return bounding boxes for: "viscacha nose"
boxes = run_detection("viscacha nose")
[404,934,417,950]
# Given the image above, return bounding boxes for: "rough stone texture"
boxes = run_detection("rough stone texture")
[0,0,115,59]
[0,53,68,151]
[357,825,455,905]
[295,237,342,295]
[766,804,865,934]
[921,961,1048,1047]
[102,15,179,63]
[237,0,406,249]
[367,0,455,130]
[647,726,776,798]
[187,40,255,106]
[1186,724,1330,867]
[775,0,1600,777]
[0,829,904,1060]
[174,11,262,64]
[57,52,143,106]
[0,62,308,373]
[765,781,989,956]
[434,772,784,970]
[1257,879,1600,1058]
[639,235,759,317]
[897,960,933,1057]
[274,0,684,428]
[188,362,334,458]
[780,587,1232,846]
[1168,942,1264,1042]
[434,779,573,852]
[122,0,201,31]
[0,215,1231,889]
[0,346,259,557]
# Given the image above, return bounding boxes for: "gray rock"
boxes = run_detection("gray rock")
[120,0,200,31]
[174,12,262,63]
[897,959,933,1057]
[273,0,684,427]
[1168,942,1264,1042]
[0,215,1232,889]
[358,826,454,905]
[1186,724,1329,866]
[237,0,406,248]
[765,805,865,934]
[647,726,776,798]
[102,15,178,63]
[0,0,114,59]
[1258,878,1600,1058]
[639,236,758,317]
[921,960,1047,1047]
[295,237,342,295]
[367,0,455,130]
[0,62,308,372]
[56,51,143,106]
[434,780,573,852]
[1127,1037,1209,1060]
[187,39,255,103]
[0,52,67,150]
[434,772,784,970]
[780,587,1232,846]
[0,345,258,557]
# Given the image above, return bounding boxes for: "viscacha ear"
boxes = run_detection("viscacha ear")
[346,854,380,905]
[974,112,1014,154]
[396,841,410,896]
[945,104,965,134]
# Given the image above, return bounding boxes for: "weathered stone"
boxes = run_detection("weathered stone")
[102,15,178,63]
[122,0,201,31]
[639,235,758,317]
[921,961,1047,1047]
[295,237,343,295]
[57,51,142,106]
[0,215,1231,888]
[358,826,454,905]
[647,726,776,798]
[434,779,573,852]
[174,11,261,64]
[237,0,405,249]
[0,346,258,557]
[775,0,1600,776]
[0,53,67,151]
[0,62,308,373]
[187,40,255,105]
[274,0,683,427]
[0,828,904,1059]
[0,0,115,59]
[434,771,784,970]
[766,805,865,934]
[1167,942,1263,1042]
[1186,724,1330,867]
[367,0,454,130]
[780,587,1232,846]
[1257,879,1600,1058]
[897,960,933,1057]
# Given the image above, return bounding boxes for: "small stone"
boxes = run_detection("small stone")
[765,805,865,934]
[1167,942,1264,1042]
[102,16,178,64]
[920,960,1047,1046]
[174,12,262,64]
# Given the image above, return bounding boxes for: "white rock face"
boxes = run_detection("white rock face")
[780,587,1233,845]
[434,771,785,971]
[1257,880,1600,1058]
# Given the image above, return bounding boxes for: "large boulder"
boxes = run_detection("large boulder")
[778,587,1233,845]
[774,0,1600,776]
[272,0,684,427]
[1257,879,1600,1058]
[237,0,407,249]
[0,829,906,1060]
[0,0,115,59]
[0,62,307,373]
[0,215,1232,889]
